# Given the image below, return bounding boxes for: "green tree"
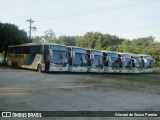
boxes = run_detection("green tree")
[57,36,76,46]
[0,22,28,59]
[32,36,44,43]
[43,29,56,43]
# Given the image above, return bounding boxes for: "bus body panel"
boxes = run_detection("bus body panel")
[48,44,69,72]
[129,54,144,73]
[7,44,43,70]
[118,53,132,73]
[7,43,69,72]
[67,46,88,72]
[87,49,104,73]
[140,54,154,73]
[103,51,120,73]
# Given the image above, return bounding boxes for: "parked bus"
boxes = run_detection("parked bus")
[7,43,69,72]
[117,53,132,73]
[129,53,143,73]
[67,46,88,72]
[87,49,104,73]
[139,54,155,73]
[103,51,119,73]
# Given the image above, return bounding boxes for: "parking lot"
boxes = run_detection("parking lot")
[0,67,160,120]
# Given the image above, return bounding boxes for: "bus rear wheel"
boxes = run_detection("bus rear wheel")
[14,62,18,68]
[37,64,42,73]
[11,61,15,68]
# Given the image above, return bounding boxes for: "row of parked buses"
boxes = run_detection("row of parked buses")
[7,43,155,73]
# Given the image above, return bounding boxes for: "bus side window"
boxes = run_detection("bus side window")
[12,48,16,54]
[23,46,30,54]
[36,45,42,54]
[8,47,13,54]
[30,46,35,54]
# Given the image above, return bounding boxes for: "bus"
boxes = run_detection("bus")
[103,51,119,73]
[139,54,155,73]
[129,53,143,73]
[67,46,88,72]
[7,43,69,72]
[87,49,104,73]
[117,53,132,73]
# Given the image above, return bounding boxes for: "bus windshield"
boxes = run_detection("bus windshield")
[124,58,131,68]
[145,59,152,68]
[93,55,103,67]
[73,53,87,67]
[109,57,117,67]
[50,50,68,65]
[143,56,152,68]
[133,57,141,67]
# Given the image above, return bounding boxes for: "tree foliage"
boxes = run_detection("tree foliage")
[0,22,28,53]
[32,31,160,67]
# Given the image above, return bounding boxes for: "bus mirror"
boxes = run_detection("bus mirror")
[121,57,125,62]
[108,57,111,62]
[132,58,136,63]
[49,49,52,56]
[139,58,142,63]
[90,54,94,59]
[66,52,69,58]
[153,59,156,64]
[103,56,107,61]
[143,58,147,63]
[72,52,75,58]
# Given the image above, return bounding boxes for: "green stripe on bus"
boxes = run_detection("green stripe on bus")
[23,54,36,65]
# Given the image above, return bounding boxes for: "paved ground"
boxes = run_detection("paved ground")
[0,67,160,120]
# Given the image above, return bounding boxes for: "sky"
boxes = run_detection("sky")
[0,0,160,41]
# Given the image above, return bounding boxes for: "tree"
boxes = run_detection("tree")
[43,29,56,43]
[32,36,45,43]
[0,22,28,58]
[57,36,76,46]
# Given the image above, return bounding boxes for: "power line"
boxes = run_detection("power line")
[45,0,160,21]
[26,18,37,42]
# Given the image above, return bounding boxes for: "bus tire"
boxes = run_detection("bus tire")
[14,62,18,69]
[11,61,15,68]
[37,64,42,73]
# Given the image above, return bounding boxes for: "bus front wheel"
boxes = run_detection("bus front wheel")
[11,61,15,68]
[37,64,42,73]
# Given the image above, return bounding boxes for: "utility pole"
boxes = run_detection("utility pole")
[26,18,37,43]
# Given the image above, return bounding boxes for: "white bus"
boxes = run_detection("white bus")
[7,43,69,72]
[103,51,119,73]
[117,53,132,73]
[87,49,104,73]
[129,53,143,73]
[139,54,155,73]
[67,46,88,72]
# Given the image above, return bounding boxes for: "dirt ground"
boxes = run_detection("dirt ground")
[0,67,160,120]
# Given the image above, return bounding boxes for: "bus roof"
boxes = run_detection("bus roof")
[102,50,117,54]
[127,53,141,57]
[139,54,150,57]
[67,46,86,49]
[8,43,66,47]
[117,52,130,55]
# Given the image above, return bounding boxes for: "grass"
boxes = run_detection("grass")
[104,72,160,86]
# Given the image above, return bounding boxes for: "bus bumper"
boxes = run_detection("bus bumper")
[120,68,132,73]
[49,65,68,72]
[107,67,120,73]
[143,68,153,73]
[89,67,104,73]
[132,68,143,73]
[69,66,88,72]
